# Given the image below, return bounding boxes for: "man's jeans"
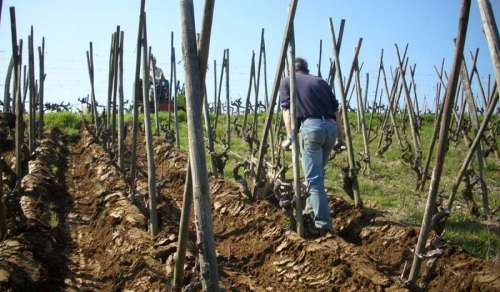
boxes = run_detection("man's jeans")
[300,118,338,229]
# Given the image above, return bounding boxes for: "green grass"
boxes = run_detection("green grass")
[41,110,500,263]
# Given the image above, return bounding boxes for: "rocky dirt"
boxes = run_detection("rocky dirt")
[0,113,499,291]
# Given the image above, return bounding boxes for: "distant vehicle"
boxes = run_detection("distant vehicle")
[136,80,186,113]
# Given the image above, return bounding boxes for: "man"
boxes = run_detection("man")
[149,57,169,101]
[279,57,344,233]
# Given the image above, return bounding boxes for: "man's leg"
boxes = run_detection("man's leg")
[300,119,332,230]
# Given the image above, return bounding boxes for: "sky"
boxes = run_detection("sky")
[0,0,499,113]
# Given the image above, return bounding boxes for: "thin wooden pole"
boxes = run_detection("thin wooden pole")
[251,0,298,198]
[455,56,489,214]
[173,158,193,291]
[330,19,363,207]
[395,44,422,167]
[118,31,125,169]
[28,30,36,153]
[171,48,181,150]
[214,50,226,135]
[112,27,120,144]
[174,4,216,287]
[130,0,146,192]
[3,57,13,112]
[408,0,471,283]
[37,38,45,140]
[86,43,99,129]
[150,49,160,137]
[225,48,231,146]
[355,65,372,175]
[10,7,23,197]
[288,28,304,237]
[168,32,174,130]
[106,33,115,135]
[242,51,255,135]
[180,0,220,289]
[140,12,159,237]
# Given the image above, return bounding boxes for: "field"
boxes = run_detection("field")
[0,111,499,291]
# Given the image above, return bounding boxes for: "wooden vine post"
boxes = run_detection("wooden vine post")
[106,33,115,137]
[395,44,423,176]
[37,37,45,141]
[28,28,36,153]
[111,27,120,145]
[172,47,181,150]
[174,1,215,288]
[458,57,489,214]
[329,18,363,207]
[242,51,255,135]
[149,49,160,137]
[407,0,471,284]
[10,7,23,197]
[353,46,372,175]
[118,31,125,169]
[3,57,13,112]
[140,12,159,237]
[288,27,305,237]
[477,0,500,212]
[251,0,298,199]
[86,42,99,129]
[130,0,146,192]
[225,49,231,147]
[180,0,220,290]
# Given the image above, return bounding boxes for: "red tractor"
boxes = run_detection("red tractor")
[136,80,185,113]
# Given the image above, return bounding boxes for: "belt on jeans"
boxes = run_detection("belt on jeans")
[302,115,333,122]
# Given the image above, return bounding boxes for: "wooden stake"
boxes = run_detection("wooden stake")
[130,0,146,193]
[329,18,363,207]
[180,0,220,289]
[251,0,298,199]
[140,12,159,237]
[118,31,125,169]
[408,0,471,283]
[288,27,304,237]
[37,38,45,140]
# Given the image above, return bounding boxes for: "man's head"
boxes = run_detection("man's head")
[152,56,157,67]
[295,57,309,73]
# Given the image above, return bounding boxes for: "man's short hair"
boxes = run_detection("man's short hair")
[295,57,309,73]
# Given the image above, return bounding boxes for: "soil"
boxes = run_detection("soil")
[0,113,499,291]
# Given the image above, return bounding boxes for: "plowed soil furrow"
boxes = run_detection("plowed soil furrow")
[0,115,499,292]
[63,142,102,291]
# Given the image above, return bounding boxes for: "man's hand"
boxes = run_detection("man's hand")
[281,134,292,151]
[334,138,347,152]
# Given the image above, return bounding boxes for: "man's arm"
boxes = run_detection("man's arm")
[282,108,292,136]
[159,68,165,82]
[334,110,344,141]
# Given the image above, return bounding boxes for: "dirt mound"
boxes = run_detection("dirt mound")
[0,120,499,291]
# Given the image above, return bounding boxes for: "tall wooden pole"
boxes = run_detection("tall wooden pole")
[10,7,23,197]
[288,28,304,237]
[180,0,220,290]
[118,31,125,169]
[28,29,36,153]
[408,0,471,283]
[37,38,45,140]
[86,42,99,129]
[111,26,120,145]
[329,19,363,207]
[251,0,298,198]
[130,0,146,192]
[225,49,231,146]
[140,12,159,237]
[174,2,216,287]
[242,51,255,135]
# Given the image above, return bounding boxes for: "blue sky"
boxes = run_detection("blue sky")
[0,0,498,112]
